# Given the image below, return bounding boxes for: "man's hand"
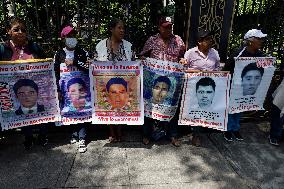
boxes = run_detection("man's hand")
[65,59,73,66]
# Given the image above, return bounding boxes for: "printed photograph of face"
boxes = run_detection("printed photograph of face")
[196,77,216,109]
[152,76,171,104]
[66,78,89,111]
[106,77,129,109]
[13,78,45,115]
[241,63,264,96]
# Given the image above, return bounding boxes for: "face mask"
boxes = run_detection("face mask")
[65,38,78,49]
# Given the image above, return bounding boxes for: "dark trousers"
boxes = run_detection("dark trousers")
[270,104,284,140]
[22,123,48,139]
[143,117,177,140]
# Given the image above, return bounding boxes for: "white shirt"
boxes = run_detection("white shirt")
[21,104,38,114]
[63,47,75,60]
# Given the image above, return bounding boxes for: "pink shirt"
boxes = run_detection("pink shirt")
[140,33,185,62]
[184,46,220,71]
[10,42,33,61]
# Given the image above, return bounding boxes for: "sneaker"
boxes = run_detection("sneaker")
[269,136,279,146]
[78,139,87,153]
[70,137,78,144]
[38,135,48,146]
[224,132,233,142]
[233,131,244,141]
[24,136,33,150]
[191,136,201,147]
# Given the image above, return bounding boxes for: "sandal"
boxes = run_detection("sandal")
[171,138,181,147]
[109,136,117,143]
[142,137,150,145]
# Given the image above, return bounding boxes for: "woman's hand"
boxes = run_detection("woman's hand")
[179,58,188,65]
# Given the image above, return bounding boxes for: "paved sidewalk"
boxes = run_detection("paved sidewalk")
[0,121,283,189]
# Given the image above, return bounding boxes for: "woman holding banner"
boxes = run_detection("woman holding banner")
[181,29,220,147]
[223,29,267,142]
[54,25,90,153]
[95,18,133,143]
[0,17,47,150]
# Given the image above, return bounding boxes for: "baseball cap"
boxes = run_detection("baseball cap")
[60,26,75,38]
[197,29,213,40]
[159,16,173,27]
[244,29,267,40]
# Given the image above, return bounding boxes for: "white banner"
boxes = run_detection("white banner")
[90,61,143,125]
[179,72,231,131]
[143,58,184,121]
[0,59,60,130]
[229,57,276,113]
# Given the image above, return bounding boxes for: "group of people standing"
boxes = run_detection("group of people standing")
[0,16,283,152]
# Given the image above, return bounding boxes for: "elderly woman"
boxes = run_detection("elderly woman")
[95,18,133,143]
[181,29,221,147]
[223,29,267,142]
[0,17,47,150]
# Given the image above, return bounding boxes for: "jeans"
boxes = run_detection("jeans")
[143,117,177,140]
[22,123,48,138]
[72,124,86,140]
[270,104,284,140]
[227,113,241,132]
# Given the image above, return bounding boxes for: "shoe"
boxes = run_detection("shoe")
[171,138,181,147]
[224,132,233,142]
[24,136,33,150]
[233,131,244,141]
[191,136,201,147]
[142,137,150,145]
[269,136,279,146]
[78,139,87,153]
[70,137,78,144]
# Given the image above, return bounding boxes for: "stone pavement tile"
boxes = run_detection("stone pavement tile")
[0,141,77,189]
[126,140,248,188]
[65,140,130,188]
[130,181,247,189]
[209,131,284,189]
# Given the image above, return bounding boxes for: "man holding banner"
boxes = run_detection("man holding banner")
[223,29,269,142]
[140,16,185,146]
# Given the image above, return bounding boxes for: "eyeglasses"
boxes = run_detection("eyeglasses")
[12,28,26,33]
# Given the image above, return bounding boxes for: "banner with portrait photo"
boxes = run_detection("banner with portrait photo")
[229,57,276,114]
[90,61,143,125]
[58,63,92,125]
[179,72,231,131]
[0,59,60,130]
[143,58,184,121]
